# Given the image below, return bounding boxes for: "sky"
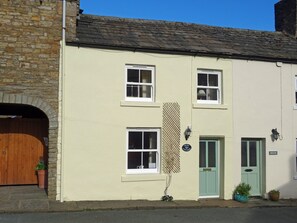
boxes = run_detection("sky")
[80,0,280,31]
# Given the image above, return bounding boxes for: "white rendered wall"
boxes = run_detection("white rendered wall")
[233,60,297,198]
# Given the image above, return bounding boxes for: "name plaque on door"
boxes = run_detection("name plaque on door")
[182,144,192,152]
[269,151,278,155]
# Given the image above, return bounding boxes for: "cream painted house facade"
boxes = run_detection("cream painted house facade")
[58,0,297,201]
[62,48,233,200]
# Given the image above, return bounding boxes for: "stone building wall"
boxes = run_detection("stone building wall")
[275,0,297,37]
[66,0,80,41]
[0,0,80,200]
[0,1,62,108]
[0,0,63,199]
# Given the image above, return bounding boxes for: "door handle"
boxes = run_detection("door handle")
[245,169,253,172]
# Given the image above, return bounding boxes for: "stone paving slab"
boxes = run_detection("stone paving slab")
[0,186,297,213]
[0,193,11,202]
[0,200,20,212]
[0,199,297,213]
[10,193,47,200]
[19,199,49,211]
[49,201,79,212]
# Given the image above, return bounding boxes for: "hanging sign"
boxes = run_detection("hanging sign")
[182,144,192,152]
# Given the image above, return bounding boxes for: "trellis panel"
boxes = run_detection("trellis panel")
[162,102,181,173]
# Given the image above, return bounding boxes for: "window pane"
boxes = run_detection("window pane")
[127,85,139,97]
[209,74,218,86]
[128,132,142,149]
[197,88,207,100]
[140,70,152,83]
[208,142,216,168]
[144,132,157,149]
[139,85,152,98]
[128,152,141,169]
[199,142,206,168]
[207,89,218,101]
[198,73,207,86]
[241,141,247,167]
[143,152,157,169]
[127,69,139,82]
[295,91,297,104]
[249,141,257,167]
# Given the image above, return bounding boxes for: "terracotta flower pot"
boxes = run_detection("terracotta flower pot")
[269,192,280,201]
[37,170,48,189]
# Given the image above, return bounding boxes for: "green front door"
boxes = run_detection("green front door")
[199,139,219,197]
[241,139,261,196]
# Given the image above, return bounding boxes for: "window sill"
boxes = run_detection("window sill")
[121,174,166,182]
[192,103,228,110]
[120,101,162,108]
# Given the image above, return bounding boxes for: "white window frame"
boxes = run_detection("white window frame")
[197,70,222,104]
[125,65,155,102]
[126,128,160,174]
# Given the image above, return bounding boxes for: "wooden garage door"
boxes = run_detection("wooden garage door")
[0,118,48,185]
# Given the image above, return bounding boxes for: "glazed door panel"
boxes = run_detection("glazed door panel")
[241,140,261,196]
[199,140,219,197]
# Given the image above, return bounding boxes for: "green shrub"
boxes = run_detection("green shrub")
[35,160,47,170]
[233,183,251,197]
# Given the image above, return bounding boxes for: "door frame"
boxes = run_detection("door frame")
[199,138,222,198]
[241,138,265,196]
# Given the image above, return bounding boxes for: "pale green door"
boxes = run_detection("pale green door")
[241,140,261,196]
[199,140,219,197]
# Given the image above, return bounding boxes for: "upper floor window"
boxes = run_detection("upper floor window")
[127,129,160,174]
[197,70,221,104]
[125,65,154,102]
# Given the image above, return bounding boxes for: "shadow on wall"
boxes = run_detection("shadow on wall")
[272,155,297,199]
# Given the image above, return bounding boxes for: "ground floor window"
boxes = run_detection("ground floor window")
[126,128,160,174]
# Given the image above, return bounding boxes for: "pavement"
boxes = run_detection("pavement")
[0,185,296,213]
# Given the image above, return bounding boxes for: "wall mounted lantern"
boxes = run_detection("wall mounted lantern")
[184,126,192,140]
[271,128,280,141]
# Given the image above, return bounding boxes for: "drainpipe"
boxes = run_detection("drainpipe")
[59,0,67,202]
[276,62,283,138]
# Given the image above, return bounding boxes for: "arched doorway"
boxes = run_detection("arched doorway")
[0,103,49,185]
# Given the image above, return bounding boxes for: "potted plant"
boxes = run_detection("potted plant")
[35,160,48,189]
[233,182,251,203]
[268,189,280,201]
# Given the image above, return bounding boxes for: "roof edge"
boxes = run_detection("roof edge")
[66,41,297,64]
